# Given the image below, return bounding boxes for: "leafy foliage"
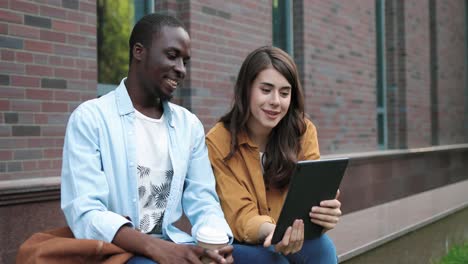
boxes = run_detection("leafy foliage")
[436,242,468,264]
[97,0,133,84]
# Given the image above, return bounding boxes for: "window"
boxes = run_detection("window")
[429,0,439,145]
[465,0,468,139]
[272,0,293,56]
[375,0,388,149]
[97,0,154,96]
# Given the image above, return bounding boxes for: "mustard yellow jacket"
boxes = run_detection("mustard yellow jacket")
[206,119,320,243]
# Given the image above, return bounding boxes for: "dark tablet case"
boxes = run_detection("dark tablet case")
[271,158,349,244]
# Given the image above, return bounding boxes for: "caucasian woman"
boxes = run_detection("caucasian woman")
[206,46,341,263]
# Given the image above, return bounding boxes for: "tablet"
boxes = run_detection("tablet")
[271,158,349,244]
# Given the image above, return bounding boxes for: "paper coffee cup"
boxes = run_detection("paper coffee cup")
[196,226,229,263]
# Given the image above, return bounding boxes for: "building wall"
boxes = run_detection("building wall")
[386,0,408,149]
[298,0,377,154]
[0,0,467,182]
[436,0,467,144]
[0,0,96,181]
[186,0,272,127]
[404,0,432,148]
[155,0,272,128]
[385,0,467,149]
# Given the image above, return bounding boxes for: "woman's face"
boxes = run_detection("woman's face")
[247,68,292,135]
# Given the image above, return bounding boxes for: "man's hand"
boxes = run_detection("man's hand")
[151,243,204,263]
[112,226,232,264]
[152,242,233,264]
[202,245,234,264]
[263,219,304,255]
[309,189,342,232]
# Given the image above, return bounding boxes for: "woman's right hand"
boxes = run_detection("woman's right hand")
[263,219,304,255]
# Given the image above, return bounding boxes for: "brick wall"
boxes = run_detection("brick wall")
[0,0,96,181]
[386,0,467,149]
[0,0,467,183]
[436,0,467,144]
[404,0,432,148]
[154,0,273,128]
[386,0,407,149]
[158,0,467,153]
[298,0,377,154]
[185,0,272,127]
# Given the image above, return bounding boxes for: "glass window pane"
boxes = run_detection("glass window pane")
[272,0,293,55]
[97,0,135,85]
[376,0,384,108]
[377,113,384,146]
[376,0,387,148]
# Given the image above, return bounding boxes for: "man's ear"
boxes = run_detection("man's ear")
[132,43,145,62]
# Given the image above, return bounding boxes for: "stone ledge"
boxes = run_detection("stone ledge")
[322,143,468,163]
[0,177,60,206]
[328,179,468,262]
[329,144,468,214]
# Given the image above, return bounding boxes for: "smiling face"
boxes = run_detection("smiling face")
[140,26,191,101]
[247,67,292,135]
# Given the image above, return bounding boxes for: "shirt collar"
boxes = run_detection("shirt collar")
[115,78,134,116]
[162,100,174,127]
[115,78,174,127]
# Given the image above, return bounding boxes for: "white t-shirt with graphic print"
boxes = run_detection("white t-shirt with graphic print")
[134,110,173,235]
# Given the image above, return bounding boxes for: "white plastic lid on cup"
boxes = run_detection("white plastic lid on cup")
[196,226,229,244]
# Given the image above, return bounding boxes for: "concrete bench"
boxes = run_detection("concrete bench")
[328,179,468,263]
[1,144,467,263]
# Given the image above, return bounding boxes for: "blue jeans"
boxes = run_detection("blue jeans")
[126,256,158,264]
[232,234,337,264]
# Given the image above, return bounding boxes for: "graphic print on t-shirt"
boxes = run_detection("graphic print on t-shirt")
[137,164,174,234]
[134,110,172,235]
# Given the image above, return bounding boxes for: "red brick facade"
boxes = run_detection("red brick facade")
[404,0,432,148]
[296,0,378,153]
[164,0,273,126]
[0,0,96,181]
[188,0,272,126]
[0,0,467,181]
[436,0,467,145]
[385,0,467,149]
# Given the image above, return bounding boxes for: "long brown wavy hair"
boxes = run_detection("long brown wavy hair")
[220,46,306,189]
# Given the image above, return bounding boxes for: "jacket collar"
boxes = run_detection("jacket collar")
[238,129,258,149]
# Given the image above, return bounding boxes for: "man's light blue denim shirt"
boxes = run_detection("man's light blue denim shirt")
[61,78,232,243]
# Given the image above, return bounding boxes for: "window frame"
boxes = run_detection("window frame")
[272,0,294,56]
[97,0,154,97]
[376,0,388,149]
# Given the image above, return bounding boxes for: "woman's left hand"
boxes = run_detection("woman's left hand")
[309,189,342,232]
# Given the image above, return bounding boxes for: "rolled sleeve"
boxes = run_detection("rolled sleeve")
[61,105,131,242]
[244,215,275,243]
[88,211,131,242]
[182,118,233,243]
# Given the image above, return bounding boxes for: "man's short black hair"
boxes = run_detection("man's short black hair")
[128,13,185,64]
